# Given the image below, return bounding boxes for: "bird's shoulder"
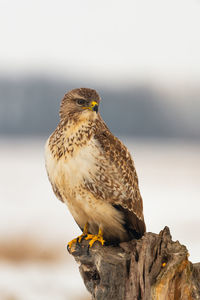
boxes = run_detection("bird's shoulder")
[94,116,136,178]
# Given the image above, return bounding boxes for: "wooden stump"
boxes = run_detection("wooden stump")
[68,227,200,300]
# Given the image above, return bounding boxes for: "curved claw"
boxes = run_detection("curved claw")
[67,223,89,250]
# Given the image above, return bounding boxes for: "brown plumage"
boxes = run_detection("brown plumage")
[45,88,146,244]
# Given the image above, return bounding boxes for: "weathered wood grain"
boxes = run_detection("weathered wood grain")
[68,227,200,300]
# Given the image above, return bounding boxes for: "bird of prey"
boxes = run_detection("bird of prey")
[45,88,146,248]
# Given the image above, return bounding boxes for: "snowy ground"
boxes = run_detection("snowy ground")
[0,137,199,299]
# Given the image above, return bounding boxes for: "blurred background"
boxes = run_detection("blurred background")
[0,0,200,299]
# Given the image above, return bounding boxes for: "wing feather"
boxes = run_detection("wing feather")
[83,116,146,237]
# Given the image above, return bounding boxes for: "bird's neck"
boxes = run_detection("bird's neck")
[48,116,97,160]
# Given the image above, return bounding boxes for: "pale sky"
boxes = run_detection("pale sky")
[0,0,200,84]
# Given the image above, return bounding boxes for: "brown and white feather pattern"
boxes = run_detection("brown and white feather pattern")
[85,117,144,221]
[45,88,145,243]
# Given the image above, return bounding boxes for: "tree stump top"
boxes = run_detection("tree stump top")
[69,227,200,300]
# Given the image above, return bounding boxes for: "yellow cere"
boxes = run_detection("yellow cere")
[82,101,98,111]
[90,101,98,107]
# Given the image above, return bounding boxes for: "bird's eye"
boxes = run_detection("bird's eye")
[76,99,86,106]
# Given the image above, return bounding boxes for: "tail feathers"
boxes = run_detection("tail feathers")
[113,204,146,240]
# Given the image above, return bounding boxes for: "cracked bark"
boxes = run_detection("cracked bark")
[68,227,200,300]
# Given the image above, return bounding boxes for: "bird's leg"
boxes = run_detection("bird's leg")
[78,222,88,243]
[85,227,105,247]
[67,222,88,250]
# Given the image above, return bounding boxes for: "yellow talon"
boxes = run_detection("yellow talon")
[67,238,78,250]
[85,228,105,247]
[67,223,88,250]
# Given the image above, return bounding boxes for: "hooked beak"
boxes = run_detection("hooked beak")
[91,101,98,113]
[84,101,98,113]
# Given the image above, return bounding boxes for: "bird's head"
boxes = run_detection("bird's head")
[59,88,100,121]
